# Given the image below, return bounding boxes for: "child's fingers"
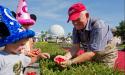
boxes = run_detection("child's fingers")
[36,48,41,52]
[30,49,40,55]
[41,55,48,58]
[27,52,37,57]
[40,53,50,59]
[42,53,50,58]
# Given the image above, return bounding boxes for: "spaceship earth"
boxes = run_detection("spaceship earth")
[48,24,65,37]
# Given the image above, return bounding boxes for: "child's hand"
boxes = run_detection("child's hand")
[27,51,37,57]
[39,53,50,59]
[25,49,41,57]
[54,55,68,64]
[31,49,41,55]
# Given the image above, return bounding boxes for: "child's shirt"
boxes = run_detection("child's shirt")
[0,50,31,75]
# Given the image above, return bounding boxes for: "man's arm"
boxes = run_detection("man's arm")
[71,51,96,64]
[64,44,80,59]
[60,49,96,67]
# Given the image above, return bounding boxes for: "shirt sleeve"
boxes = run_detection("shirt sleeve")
[72,28,80,44]
[20,54,31,67]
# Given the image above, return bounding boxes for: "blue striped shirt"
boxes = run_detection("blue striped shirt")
[72,18,113,51]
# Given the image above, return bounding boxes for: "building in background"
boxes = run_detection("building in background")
[47,24,65,43]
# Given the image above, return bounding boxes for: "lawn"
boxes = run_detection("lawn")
[34,42,124,75]
[118,44,125,50]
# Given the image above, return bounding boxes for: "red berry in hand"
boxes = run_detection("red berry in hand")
[55,57,65,64]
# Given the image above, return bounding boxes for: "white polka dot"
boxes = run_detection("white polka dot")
[18,28,24,32]
[10,22,14,25]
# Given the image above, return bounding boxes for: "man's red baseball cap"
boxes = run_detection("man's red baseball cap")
[67,2,86,22]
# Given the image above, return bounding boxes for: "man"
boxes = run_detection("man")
[54,2,117,68]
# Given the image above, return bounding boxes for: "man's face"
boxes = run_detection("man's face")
[6,38,29,54]
[71,13,88,30]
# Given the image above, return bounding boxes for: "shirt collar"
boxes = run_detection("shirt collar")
[85,17,92,31]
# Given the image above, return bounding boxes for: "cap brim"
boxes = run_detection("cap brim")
[18,19,35,26]
[67,12,80,23]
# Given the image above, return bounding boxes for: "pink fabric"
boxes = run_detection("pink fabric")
[114,50,125,72]
[77,50,125,72]
[76,49,85,56]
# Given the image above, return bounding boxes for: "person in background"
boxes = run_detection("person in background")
[111,28,121,47]
[54,2,117,68]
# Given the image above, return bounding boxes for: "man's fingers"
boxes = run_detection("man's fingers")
[60,62,67,68]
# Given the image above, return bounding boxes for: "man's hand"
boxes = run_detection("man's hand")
[54,55,73,68]
[60,60,72,68]
[54,55,67,64]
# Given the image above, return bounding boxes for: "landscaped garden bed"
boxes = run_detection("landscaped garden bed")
[34,42,124,75]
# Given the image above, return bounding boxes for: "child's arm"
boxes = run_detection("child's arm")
[29,54,41,65]
[28,48,50,59]
[28,52,50,65]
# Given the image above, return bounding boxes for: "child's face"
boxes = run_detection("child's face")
[5,38,29,54]
[29,38,34,49]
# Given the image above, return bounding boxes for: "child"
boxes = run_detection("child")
[12,5,50,58]
[19,15,50,58]
[0,5,42,75]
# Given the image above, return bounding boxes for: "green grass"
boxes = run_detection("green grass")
[118,44,125,50]
[34,42,124,75]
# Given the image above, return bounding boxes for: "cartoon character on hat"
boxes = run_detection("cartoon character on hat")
[16,0,37,26]
[0,5,35,47]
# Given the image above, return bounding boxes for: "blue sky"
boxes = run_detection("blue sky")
[0,0,124,35]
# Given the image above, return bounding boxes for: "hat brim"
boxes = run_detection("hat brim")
[67,12,80,23]
[0,30,35,47]
[18,19,35,26]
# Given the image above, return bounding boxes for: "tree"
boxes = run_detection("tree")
[116,20,125,43]
[67,32,72,39]
[40,31,48,41]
